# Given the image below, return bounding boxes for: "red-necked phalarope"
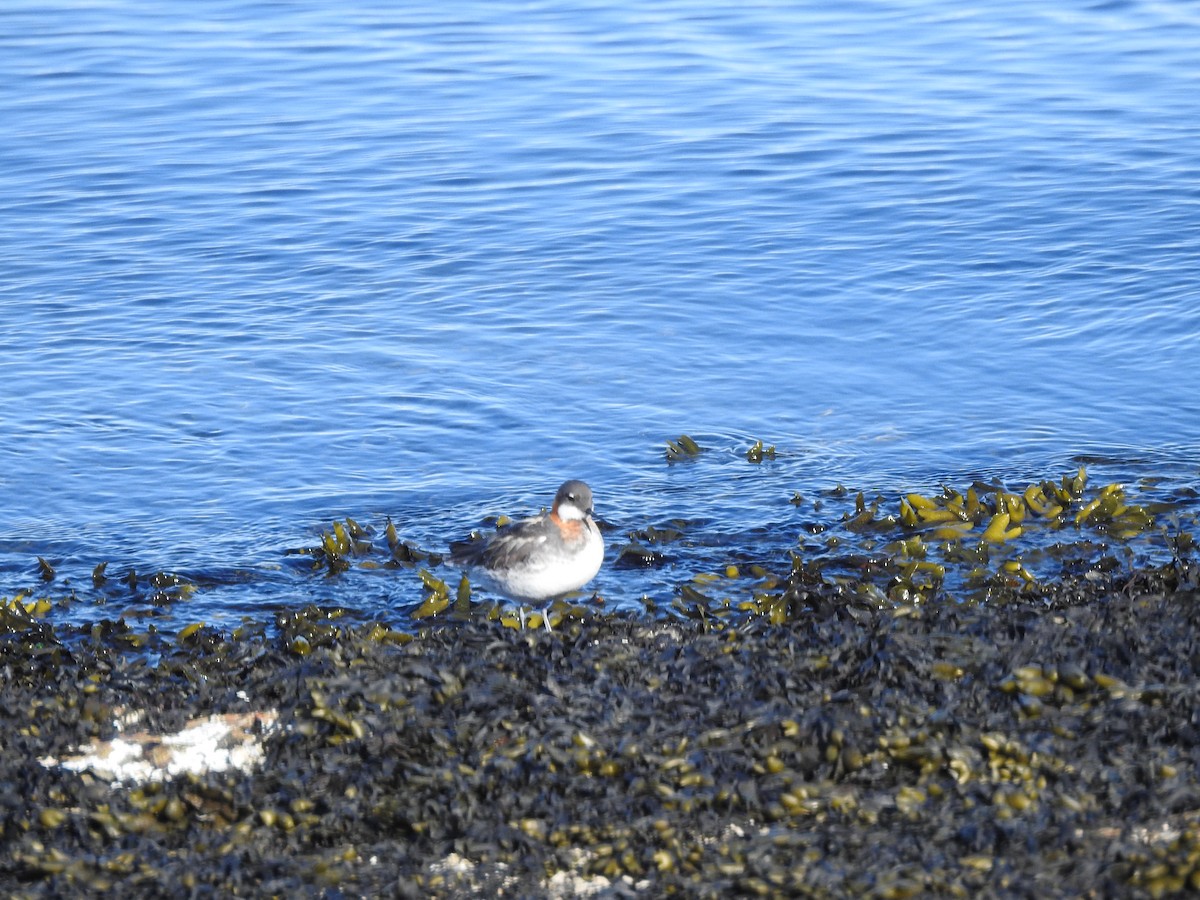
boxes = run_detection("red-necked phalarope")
[450,480,604,628]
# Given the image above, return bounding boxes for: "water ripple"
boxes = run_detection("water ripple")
[2,0,1200,621]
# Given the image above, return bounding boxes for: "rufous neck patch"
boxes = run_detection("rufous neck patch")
[551,513,585,542]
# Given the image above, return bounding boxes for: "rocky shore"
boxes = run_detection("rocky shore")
[3,554,1200,898]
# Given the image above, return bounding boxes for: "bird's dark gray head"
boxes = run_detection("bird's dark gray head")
[553,480,594,520]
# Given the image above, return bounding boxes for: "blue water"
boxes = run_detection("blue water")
[3,0,1200,627]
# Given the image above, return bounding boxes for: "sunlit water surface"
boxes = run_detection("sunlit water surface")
[3,0,1200,628]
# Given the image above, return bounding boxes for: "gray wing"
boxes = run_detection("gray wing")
[450,517,551,570]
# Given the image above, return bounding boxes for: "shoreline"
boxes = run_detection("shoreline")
[4,555,1200,896]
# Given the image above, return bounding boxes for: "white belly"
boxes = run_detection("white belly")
[486,530,604,600]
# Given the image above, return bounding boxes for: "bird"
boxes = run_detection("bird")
[450,480,604,629]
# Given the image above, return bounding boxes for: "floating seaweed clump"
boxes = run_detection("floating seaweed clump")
[411,568,454,620]
[2,592,53,620]
[614,522,688,569]
[77,564,199,611]
[646,465,1180,630]
[286,517,443,579]
[5,557,200,630]
[666,433,704,462]
[892,467,1154,544]
[745,439,776,463]
[286,517,374,575]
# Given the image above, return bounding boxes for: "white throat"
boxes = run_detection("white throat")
[556,503,588,522]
